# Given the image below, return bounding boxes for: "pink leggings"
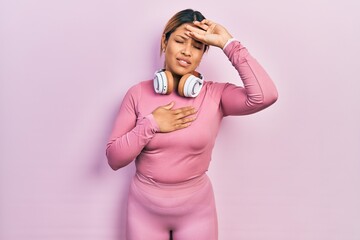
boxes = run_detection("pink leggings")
[126,173,218,240]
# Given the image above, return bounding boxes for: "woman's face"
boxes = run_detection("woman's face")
[162,23,205,80]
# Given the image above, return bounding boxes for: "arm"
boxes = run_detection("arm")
[220,40,278,116]
[106,85,159,170]
[185,20,278,116]
[106,85,197,170]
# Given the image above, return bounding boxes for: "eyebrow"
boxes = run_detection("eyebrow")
[175,35,189,40]
[175,35,203,45]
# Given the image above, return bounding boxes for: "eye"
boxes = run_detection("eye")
[175,40,184,44]
[193,45,203,50]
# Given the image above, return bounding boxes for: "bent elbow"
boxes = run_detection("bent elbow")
[259,87,278,108]
[106,147,123,171]
[106,152,120,171]
[247,90,278,113]
[107,158,120,171]
[105,142,137,171]
[267,90,279,106]
[106,150,133,171]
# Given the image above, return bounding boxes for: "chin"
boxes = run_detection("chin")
[173,67,195,76]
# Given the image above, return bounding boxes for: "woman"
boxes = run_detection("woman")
[106,9,278,240]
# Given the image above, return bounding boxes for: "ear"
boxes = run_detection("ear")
[161,34,167,52]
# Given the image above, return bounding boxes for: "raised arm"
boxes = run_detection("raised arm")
[185,19,278,116]
[220,40,278,116]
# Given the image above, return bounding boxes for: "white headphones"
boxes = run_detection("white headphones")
[153,69,204,98]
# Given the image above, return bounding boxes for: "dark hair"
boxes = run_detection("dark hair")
[161,9,209,54]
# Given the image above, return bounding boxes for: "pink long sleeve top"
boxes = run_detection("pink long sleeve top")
[106,41,278,183]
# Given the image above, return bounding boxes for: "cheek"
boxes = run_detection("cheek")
[164,50,173,61]
[193,53,204,66]
[165,46,177,59]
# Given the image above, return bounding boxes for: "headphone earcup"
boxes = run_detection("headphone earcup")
[153,70,174,95]
[178,74,204,98]
[178,74,191,97]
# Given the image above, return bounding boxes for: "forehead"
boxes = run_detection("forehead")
[172,23,195,35]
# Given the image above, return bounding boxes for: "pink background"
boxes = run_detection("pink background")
[1,0,359,239]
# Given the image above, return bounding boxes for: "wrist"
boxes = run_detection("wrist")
[219,38,229,49]
[146,114,160,133]
[222,37,236,50]
[219,33,233,49]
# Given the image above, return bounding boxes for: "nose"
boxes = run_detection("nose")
[181,43,192,56]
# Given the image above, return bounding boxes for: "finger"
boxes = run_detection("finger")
[176,111,197,122]
[201,19,214,26]
[173,107,197,117]
[192,20,209,31]
[187,25,207,36]
[172,116,197,130]
[188,31,206,42]
[174,121,192,130]
[177,116,196,125]
[185,23,208,35]
[185,24,201,32]
[163,101,175,110]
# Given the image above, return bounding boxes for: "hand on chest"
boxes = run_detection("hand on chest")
[137,90,222,152]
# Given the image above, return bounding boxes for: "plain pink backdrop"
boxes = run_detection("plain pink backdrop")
[1,0,359,239]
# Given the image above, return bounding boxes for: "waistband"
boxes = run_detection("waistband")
[133,172,211,197]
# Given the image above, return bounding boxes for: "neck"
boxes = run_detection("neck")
[172,73,181,88]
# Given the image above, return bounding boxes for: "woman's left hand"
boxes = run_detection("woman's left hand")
[185,19,233,49]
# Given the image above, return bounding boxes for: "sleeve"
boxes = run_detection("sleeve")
[220,40,278,116]
[105,84,159,170]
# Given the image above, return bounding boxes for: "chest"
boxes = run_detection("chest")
[136,86,223,152]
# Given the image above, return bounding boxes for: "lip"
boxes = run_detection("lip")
[176,57,191,67]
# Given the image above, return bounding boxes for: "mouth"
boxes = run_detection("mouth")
[177,58,191,67]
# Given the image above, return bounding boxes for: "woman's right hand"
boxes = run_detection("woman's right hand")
[152,102,197,133]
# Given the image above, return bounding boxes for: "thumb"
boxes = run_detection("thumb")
[163,101,175,110]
